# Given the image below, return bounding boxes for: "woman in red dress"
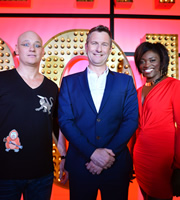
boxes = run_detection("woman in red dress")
[133,42,180,200]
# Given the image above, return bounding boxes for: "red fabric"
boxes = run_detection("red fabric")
[133,77,180,199]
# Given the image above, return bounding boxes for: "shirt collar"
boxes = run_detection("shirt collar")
[87,66,109,76]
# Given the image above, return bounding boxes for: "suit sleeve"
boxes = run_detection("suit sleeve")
[106,76,138,155]
[58,77,96,160]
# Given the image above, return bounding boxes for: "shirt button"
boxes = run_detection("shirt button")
[97,118,101,122]
[96,136,100,140]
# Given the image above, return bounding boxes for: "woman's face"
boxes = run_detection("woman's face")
[139,50,161,81]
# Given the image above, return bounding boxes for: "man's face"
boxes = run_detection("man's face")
[16,31,44,67]
[85,31,111,67]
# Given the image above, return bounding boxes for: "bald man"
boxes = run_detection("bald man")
[0,31,68,200]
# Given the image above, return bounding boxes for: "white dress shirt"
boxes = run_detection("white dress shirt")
[87,67,109,113]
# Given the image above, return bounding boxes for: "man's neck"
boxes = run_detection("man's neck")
[16,64,44,89]
[88,65,107,77]
[16,64,41,79]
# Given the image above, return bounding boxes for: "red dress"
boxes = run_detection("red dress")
[133,77,180,199]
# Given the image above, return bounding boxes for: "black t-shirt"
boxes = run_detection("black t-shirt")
[0,69,58,179]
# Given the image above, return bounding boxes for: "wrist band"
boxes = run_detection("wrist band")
[61,156,66,160]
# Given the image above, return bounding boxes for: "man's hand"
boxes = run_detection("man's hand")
[59,159,69,184]
[90,148,115,169]
[86,161,103,175]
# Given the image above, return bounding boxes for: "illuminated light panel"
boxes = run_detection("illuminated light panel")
[52,137,69,189]
[159,0,175,2]
[116,0,133,1]
[0,0,31,7]
[155,0,175,9]
[76,0,94,8]
[144,34,178,79]
[0,38,15,72]
[114,0,133,8]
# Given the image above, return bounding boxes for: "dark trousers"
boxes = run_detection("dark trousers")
[69,170,130,200]
[0,173,53,200]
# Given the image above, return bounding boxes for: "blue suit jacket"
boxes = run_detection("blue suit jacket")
[58,68,138,177]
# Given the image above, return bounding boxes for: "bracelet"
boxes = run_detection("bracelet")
[61,156,66,160]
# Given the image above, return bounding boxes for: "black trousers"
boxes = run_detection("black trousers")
[68,169,130,200]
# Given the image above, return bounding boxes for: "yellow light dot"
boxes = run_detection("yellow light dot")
[5,52,10,57]
[47,70,51,74]
[124,65,129,69]
[111,64,115,68]
[111,58,116,62]
[118,58,123,62]
[61,38,65,42]
[5,59,9,63]
[118,64,123,69]
[54,44,58,48]
[48,44,52,48]
[53,77,57,81]
[4,66,9,70]
[118,51,122,56]
[111,50,116,55]
[74,38,78,42]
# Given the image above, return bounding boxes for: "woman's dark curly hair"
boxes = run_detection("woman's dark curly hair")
[134,42,169,76]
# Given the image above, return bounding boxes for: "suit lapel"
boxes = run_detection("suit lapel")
[99,70,114,113]
[78,69,97,114]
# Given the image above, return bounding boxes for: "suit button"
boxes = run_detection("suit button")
[97,118,101,122]
[96,136,101,140]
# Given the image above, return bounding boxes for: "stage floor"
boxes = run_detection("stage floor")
[50,178,180,200]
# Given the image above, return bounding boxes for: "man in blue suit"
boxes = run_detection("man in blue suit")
[58,25,138,200]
